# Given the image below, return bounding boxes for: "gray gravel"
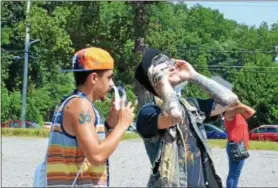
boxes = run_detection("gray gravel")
[2,137,278,187]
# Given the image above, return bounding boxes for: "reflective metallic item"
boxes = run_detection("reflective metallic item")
[112,86,127,110]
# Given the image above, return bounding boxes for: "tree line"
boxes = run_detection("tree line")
[1,1,278,128]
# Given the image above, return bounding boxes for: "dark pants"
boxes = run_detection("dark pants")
[226,143,245,188]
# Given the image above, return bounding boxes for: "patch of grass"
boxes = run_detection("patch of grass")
[208,139,227,148]
[1,128,50,137]
[1,128,141,141]
[249,140,278,151]
[208,139,278,151]
[121,132,141,140]
[2,129,277,151]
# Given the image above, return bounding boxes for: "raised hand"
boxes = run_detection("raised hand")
[116,100,135,130]
[174,59,198,81]
[106,99,118,129]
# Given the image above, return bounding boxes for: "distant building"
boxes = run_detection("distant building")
[211,75,233,91]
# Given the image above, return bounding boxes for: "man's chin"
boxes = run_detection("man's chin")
[170,79,183,87]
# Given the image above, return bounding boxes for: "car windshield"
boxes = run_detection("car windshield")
[30,122,40,128]
[211,125,225,133]
[205,124,225,133]
[266,127,278,133]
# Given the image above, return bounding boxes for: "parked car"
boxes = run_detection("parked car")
[1,120,40,129]
[249,125,278,142]
[204,124,227,139]
[43,122,52,130]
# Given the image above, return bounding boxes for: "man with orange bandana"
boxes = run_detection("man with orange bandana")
[45,47,135,187]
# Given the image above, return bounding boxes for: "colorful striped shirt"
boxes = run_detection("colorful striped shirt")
[46,90,109,187]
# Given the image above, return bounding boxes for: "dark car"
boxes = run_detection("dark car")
[1,120,40,129]
[204,124,227,139]
[249,125,278,142]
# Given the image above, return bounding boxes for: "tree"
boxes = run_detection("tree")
[131,1,156,109]
[1,1,277,126]
[234,54,278,127]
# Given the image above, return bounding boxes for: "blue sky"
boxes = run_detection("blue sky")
[186,1,278,27]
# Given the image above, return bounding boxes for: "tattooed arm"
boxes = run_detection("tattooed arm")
[191,74,238,106]
[63,98,134,165]
[156,81,184,129]
[175,60,239,116]
[148,54,183,129]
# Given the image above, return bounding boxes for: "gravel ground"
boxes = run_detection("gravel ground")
[2,137,278,187]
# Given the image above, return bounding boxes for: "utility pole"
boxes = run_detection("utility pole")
[275,45,278,64]
[21,0,31,128]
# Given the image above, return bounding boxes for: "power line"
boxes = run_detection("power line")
[196,67,278,73]
[1,49,24,53]
[182,49,276,54]
[186,2,278,7]
[194,65,278,69]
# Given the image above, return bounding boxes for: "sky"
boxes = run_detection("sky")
[186,1,278,27]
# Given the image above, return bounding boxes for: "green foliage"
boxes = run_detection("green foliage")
[94,85,138,120]
[94,99,111,120]
[1,86,22,123]
[1,1,277,127]
[207,139,278,151]
[234,54,278,126]
[1,87,10,122]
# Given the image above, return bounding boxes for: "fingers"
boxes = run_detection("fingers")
[120,100,134,111]
[131,106,135,112]
[120,99,125,109]
[125,101,131,108]
[174,59,187,64]
[110,99,117,111]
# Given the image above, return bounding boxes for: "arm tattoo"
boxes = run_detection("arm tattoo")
[148,64,168,87]
[161,92,183,124]
[147,54,183,124]
[79,110,91,124]
[192,73,238,106]
[148,54,174,87]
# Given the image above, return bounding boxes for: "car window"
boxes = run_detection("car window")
[257,128,267,133]
[252,129,259,133]
[204,125,213,132]
[212,126,225,133]
[26,124,31,128]
[10,122,19,128]
[266,127,278,133]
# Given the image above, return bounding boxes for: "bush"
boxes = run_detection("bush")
[1,86,22,123]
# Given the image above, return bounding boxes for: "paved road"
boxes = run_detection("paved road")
[2,137,278,187]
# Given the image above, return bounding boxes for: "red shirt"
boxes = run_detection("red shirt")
[225,114,249,148]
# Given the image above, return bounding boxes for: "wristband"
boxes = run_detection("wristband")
[104,121,112,130]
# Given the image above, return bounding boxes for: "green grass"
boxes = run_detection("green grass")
[121,132,141,140]
[2,128,277,151]
[1,128,50,137]
[248,140,278,151]
[208,139,278,151]
[1,128,141,140]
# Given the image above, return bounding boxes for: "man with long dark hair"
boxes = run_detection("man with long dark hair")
[135,48,239,187]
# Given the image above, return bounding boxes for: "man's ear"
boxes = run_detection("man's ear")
[90,72,99,84]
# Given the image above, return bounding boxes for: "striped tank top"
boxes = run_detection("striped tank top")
[46,90,109,187]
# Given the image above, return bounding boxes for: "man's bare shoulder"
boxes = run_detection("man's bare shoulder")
[64,97,92,114]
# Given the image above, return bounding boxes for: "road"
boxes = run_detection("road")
[2,137,278,187]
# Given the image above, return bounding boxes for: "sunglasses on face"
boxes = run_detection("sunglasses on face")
[152,54,176,71]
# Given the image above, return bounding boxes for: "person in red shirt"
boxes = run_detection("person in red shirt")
[224,103,256,188]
